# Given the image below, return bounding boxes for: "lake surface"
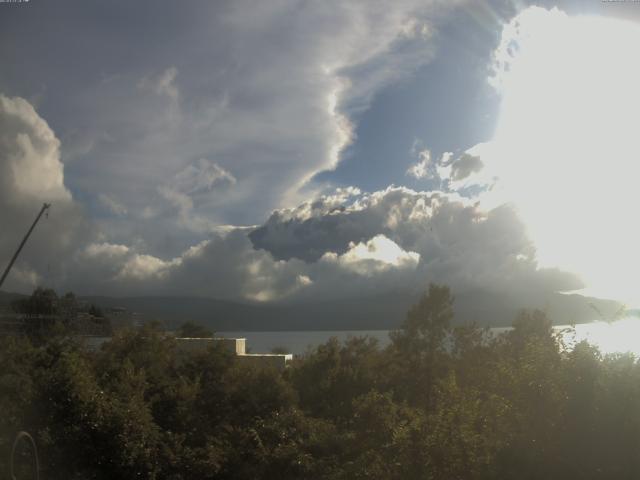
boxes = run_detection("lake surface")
[219,317,640,356]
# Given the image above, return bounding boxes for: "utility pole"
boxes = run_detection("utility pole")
[0,203,51,290]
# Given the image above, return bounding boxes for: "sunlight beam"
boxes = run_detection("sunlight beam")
[474,7,640,305]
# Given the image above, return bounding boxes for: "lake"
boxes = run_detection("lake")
[219,317,640,356]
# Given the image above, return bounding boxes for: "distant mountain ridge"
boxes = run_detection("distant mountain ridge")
[1,289,624,331]
[81,291,623,332]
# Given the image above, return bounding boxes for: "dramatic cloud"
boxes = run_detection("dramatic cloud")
[0,95,87,292]
[1,2,624,320]
[0,94,583,310]
[248,187,581,299]
[1,0,469,258]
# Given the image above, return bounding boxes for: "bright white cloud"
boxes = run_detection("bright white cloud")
[324,234,420,275]
[407,149,432,179]
[84,242,129,258]
[0,95,87,292]
[0,95,71,203]
[117,254,176,281]
[407,149,474,186]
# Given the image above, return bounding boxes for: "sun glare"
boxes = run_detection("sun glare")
[476,7,640,306]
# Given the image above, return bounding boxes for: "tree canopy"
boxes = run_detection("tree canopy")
[2,284,640,479]
[176,320,213,338]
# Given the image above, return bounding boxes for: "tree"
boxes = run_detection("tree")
[270,346,289,354]
[11,288,65,340]
[389,284,454,408]
[88,304,104,318]
[176,321,213,338]
[290,336,383,420]
[8,283,640,479]
[11,287,59,318]
[395,283,454,351]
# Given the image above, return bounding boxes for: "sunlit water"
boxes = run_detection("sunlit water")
[219,318,640,356]
[563,318,640,356]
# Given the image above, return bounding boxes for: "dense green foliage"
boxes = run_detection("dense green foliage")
[176,321,214,338]
[10,287,111,338]
[2,284,640,479]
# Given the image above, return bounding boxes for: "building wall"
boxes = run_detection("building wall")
[237,353,292,371]
[175,337,246,355]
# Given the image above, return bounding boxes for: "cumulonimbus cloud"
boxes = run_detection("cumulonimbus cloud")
[0,94,88,292]
[2,5,605,314]
[0,93,583,311]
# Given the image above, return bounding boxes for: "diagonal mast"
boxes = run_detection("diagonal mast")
[0,203,51,290]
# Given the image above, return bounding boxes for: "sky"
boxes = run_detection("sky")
[1,0,640,309]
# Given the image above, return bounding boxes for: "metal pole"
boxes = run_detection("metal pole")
[0,203,51,290]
